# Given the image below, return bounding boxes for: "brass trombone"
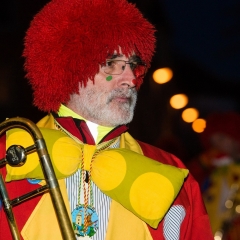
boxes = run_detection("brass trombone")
[0,117,75,239]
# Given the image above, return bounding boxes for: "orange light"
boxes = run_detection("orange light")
[153,67,173,84]
[182,108,199,123]
[192,118,206,133]
[170,94,188,109]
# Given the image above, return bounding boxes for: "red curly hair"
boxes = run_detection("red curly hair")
[23,0,156,112]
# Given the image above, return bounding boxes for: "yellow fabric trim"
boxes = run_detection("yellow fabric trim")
[21,180,70,240]
[57,104,86,120]
[36,114,56,129]
[106,200,153,240]
[120,131,144,154]
[96,125,114,144]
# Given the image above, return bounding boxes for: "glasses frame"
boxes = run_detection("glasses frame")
[101,59,147,77]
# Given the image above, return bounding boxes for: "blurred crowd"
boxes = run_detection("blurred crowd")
[187,112,240,239]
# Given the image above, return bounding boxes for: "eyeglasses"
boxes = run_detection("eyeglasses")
[101,59,147,78]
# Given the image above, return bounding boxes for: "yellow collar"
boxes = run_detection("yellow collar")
[57,104,114,144]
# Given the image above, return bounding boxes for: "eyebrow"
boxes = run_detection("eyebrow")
[107,54,143,62]
[107,54,123,59]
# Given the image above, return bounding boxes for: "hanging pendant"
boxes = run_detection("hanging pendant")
[72,205,99,238]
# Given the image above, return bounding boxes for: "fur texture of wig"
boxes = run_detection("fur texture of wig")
[23,0,156,112]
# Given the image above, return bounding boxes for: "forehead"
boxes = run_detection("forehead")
[106,47,136,60]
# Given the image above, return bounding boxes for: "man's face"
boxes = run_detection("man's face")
[66,54,138,127]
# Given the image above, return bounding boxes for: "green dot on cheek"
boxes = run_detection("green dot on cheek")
[106,76,113,81]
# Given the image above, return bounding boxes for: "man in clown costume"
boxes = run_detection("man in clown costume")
[0,0,213,239]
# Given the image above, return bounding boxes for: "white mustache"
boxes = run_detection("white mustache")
[108,88,137,101]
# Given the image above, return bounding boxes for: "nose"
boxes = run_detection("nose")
[117,64,136,89]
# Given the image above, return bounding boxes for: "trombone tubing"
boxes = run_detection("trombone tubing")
[0,117,75,239]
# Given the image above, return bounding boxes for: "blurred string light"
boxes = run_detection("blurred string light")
[152,69,206,134]
[192,118,206,133]
[153,67,173,84]
[182,108,199,123]
[214,231,223,240]
[170,94,188,109]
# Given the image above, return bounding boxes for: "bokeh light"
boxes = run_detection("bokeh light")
[182,108,199,123]
[153,67,173,84]
[170,94,188,109]
[192,118,206,133]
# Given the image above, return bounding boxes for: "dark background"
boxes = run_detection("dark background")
[1,0,240,163]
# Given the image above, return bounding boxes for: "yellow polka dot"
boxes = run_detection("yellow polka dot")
[130,172,174,220]
[52,137,82,175]
[92,151,126,191]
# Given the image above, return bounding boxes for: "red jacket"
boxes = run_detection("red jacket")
[0,126,213,239]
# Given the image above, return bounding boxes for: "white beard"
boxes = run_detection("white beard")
[68,86,137,127]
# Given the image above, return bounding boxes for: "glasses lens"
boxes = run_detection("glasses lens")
[103,60,125,75]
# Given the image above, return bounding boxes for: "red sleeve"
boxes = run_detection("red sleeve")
[179,174,214,240]
[137,140,214,240]
[0,134,42,240]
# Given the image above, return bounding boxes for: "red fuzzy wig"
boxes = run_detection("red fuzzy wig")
[23,0,156,112]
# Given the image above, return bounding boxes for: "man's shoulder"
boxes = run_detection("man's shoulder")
[37,114,55,128]
[136,140,186,169]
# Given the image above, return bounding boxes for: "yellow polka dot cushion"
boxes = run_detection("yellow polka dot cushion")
[6,128,189,228]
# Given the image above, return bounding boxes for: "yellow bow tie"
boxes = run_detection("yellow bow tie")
[6,128,188,228]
